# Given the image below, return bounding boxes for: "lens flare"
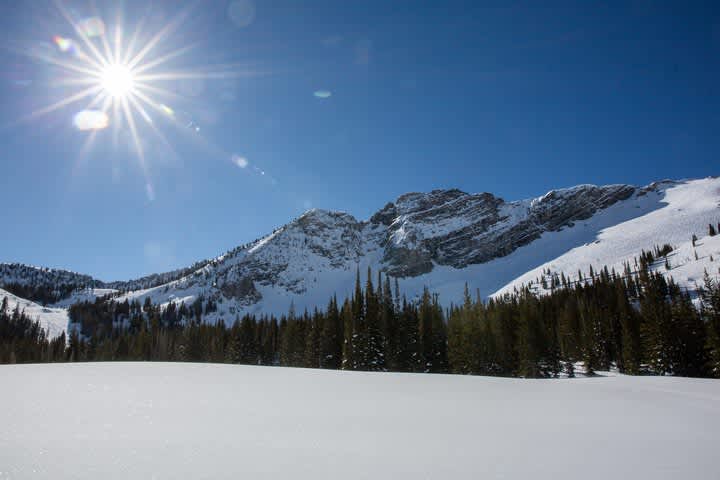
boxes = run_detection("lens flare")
[73,110,109,130]
[78,17,106,38]
[232,154,248,168]
[52,36,74,52]
[159,104,174,116]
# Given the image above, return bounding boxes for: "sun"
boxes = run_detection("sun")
[100,63,135,99]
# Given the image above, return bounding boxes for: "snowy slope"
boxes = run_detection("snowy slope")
[111,212,385,319]
[494,178,720,296]
[50,287,118,308]
[1,362,718,480]
[0,288,69,338]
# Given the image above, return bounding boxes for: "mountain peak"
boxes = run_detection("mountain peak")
[370,188,477,226]
[295,209,359,230]
[393,188,468,214]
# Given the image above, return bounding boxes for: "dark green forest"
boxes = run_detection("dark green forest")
[2,248,720,378]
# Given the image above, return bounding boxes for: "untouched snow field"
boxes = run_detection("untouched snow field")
[1,363,719,479]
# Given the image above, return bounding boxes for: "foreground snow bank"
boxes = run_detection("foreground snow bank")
[1,363,718,479]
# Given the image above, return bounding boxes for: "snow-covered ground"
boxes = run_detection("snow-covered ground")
[0,288,68,339]
[1,363,718,479]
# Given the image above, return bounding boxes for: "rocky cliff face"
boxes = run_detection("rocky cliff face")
[373,184,636,276]
[1,182,651,312]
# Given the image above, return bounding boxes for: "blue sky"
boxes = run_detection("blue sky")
[0,0,718,281]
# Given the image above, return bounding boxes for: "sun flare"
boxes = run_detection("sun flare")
[21,3,250,201]
[100,63,135,99]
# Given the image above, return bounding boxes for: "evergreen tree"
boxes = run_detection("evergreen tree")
[617,282,642,374]
[381,275,398,370]
[349,268,366,369]
[668,287,708,377]
[341,299,355,370]
[447,285,473,374]
[303,310,321,368]
[395,297,420,372]
[319,296,342,369]
[364,267,385,371]
[702,272,720,376]
[418,287,435,372]
[638,270,673,374]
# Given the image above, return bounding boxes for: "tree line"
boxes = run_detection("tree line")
[2,256,720,378]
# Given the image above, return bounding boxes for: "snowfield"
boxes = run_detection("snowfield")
[1,363,718,479]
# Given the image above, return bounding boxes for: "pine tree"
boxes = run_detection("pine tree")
[303,310,321,368]
[617,282,641,374]
[418,287,435,372]
[429,292,448,373]
[395,297,420,372]
[557,293,581,376]
[364,267,385,371]
[225,319,242,363]
[381,274,398,370]
[702,272,720,376]
[319,296,342,369]
[516,292,545,377]
[639,270,673,374]
[447,285,473,373]
[237,316,257,363]
[340,299,355,370]
[668,287,708,377]
[349,268,367,369]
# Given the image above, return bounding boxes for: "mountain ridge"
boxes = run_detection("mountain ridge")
[0,181,644,286]
[2,177,719,330]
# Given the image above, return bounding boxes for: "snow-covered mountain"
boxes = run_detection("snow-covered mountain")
[2,177,719,332]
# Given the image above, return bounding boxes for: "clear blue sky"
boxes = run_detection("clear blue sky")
[0,0,718,281]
